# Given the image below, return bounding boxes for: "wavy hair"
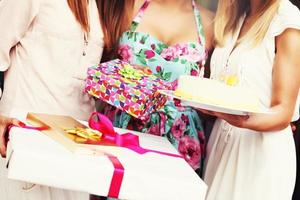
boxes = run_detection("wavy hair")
[214,0,280,46]
[97,0,135,61]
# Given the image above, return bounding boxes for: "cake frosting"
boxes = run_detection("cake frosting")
[174,76,261,113]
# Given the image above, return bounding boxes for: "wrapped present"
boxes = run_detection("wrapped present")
[26,113,103,154]
[6,112,207,200]
[85,59,173,119]
[25,113,184,157]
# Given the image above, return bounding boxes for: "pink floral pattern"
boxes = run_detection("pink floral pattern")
[101,0,207,175]
[160,46,181,61]
[178,136,201,170]
[171,118,187,139]
[147,124,161,136]
[118,45,133,62]
[144,50,155,59]
[160,44,203,63]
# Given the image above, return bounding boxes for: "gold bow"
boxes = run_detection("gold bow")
[64,127,102,142]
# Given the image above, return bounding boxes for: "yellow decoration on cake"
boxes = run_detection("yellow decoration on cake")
[173,75,261,113]
[225,75,239,86]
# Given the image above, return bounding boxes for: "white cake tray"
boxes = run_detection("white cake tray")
[159,90,273,116]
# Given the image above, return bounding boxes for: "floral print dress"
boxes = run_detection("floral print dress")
[103,0,208,173]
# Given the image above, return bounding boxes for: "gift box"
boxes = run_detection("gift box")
[25,113,107,154]
[6,113,207,200]
[85,59,173,120]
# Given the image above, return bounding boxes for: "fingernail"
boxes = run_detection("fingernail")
[18,122,26,127]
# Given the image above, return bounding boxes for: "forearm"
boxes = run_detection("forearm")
[0,72,3,98]
[244,31,300,132]
[243,105,293,132]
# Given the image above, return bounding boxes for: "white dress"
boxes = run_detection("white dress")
[0,0,103,199]
[204,1,300,200]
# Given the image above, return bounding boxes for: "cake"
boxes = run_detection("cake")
[174,75,261,113]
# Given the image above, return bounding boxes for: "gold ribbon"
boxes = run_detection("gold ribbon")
[64,127,102,142]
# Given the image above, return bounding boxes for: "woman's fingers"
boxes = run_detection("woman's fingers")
[198,109,217,116]
[197,109,250,126]
[0,126,7,157]
[215,113,250,127]
[291,123,296,132]
[0,117,25,157]
[10,118,25,127]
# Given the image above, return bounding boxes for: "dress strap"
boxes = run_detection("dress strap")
[130,0,151,32]
[192,0,206,47]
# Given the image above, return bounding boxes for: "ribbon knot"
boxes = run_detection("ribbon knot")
[88,112,183,157]
[9,112,182,199]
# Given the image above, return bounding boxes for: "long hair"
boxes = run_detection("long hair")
[97,0,135,61]
[214,0,280,47]
[67,0,90,32]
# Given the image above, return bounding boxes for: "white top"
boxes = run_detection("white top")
[210,0,300,121]
[205,2,299,199]
[0,0,103,120]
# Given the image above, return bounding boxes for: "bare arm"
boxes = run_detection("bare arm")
[244,28,300,131]
[204,28,300,132]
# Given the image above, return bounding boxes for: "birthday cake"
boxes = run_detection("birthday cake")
[174,76,261,113]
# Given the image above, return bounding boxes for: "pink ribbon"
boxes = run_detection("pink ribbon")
[7,124,124,198]
[7,112,182,198]
[106,154,124,198]
[5,125,48,146]
[88,112,183,158]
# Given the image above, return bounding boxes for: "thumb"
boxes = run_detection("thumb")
[9,118,26,128]
[0,118,25,157]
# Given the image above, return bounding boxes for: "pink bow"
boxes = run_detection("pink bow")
[88,112,183,158]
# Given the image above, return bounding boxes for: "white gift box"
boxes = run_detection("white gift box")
[6,125,207,200]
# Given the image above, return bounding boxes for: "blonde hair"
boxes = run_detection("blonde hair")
[214,0,280,47]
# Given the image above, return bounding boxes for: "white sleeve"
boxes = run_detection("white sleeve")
[269,0,300,37]
[0,0,40,71]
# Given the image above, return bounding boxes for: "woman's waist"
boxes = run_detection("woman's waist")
[0,96,94,121]
[1,79,94,120]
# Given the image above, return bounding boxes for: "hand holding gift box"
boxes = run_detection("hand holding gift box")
[6,112,207,200]
[85,59,173,120]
